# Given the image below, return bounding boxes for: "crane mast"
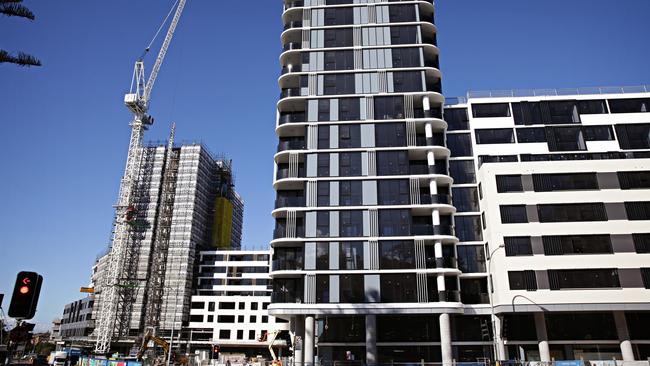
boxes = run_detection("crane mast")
[94,0,187,354]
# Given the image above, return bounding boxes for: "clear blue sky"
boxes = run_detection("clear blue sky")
[0,0,648,330]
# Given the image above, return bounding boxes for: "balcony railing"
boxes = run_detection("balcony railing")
[280,87,302,99]
[281,64,302,75]
[272,258,304,271]
[276,167,305,180]
[409,163,448,175]
[271,292,303,304]
[278,112,306,125]
[273,226,305,239]
[439,290,460,302]
[277,139,306,152]
[283,21,303,30]
[461,292,490,305]
[433,225,454,236]
[426,256,457,269]
[275,195,306,208]
[418,194,452,205]
[283,1,304,11]
[282,42,302,52]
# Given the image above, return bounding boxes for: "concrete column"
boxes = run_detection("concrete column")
[294,316,305,365]
[614,311,635,361]
[425,122,433,138]
[422,96,431,111]
[366,314,378,365]
[431,209,440,226]
[534,313,551,362]
[439,313,453,366]
[429,179,438,194]
[493,315,506,361]
[304,315,315,366]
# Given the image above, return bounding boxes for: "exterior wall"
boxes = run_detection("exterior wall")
[60,296,94,340]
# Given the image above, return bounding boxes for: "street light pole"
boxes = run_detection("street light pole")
[486,244,505,362]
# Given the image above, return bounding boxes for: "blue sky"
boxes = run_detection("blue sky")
[0,0,648,330]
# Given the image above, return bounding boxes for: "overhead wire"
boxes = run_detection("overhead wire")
[139,0,180,60]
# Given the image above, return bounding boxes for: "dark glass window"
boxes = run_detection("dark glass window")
[317,181,330,206]
[578,100,608,114]
[472,103,510,118]
[338,97,360,120]
[219,330,230,339]
[375,123,406,147]
[379,209,410,236]
[453,316,492,341]
[548,269,620,289]
[532,173,599,191]
[339,275,365,303]
[378,315,440,342]
[457,245,486,273]
[318,99,330,121]
[500,205,528,224]
[618,171,650,189]
[460,278,489,304]
[508,270,538,290]
[391,47,421,68]
[340,242,364,270]
[496,175,523,193]
[542,235,612,255]
[377,151,409,176]
[323,73,355,95]
[218,302,234,310]
[393,71,423,92]
[625,201,650,220]
[317,153,330,177]
[339,180,362,206]
[615,123,650,150]
[324,50,354,71]
[379,241,415,269]
[339,152,362,177]
[389,26,418,45]
[537,203,607,222]
[452,187,479,212]
[608,98,650,113]
[504,237,533,256]
[445,108,470,131]
[447,133,473,157]
[218,315,235,323]
[548,101,581,123]
[378,179,409,205]
[319,316,365,342]
[546,126,586,151]
[316,211,329,237]
[324,7,353,26]
[374,96,404,120]
[512,101,581,125]
[583,125,615,141]
[449,160,476,184]
[478,155,518,166]
[643,269,650,289]
[475,129,515,144]
[316,242,329,270]
[318,125,330,149]
[633,233,650,253]
[324,28,353,47]
[516,127,547,143]
[454,215,483,242]
[340,210,363,237]
[381,273,416,302]
[339,124,360,148]
[546,313,617,340]
[388,4,416,22]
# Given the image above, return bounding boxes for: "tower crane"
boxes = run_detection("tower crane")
[94,0,187,354]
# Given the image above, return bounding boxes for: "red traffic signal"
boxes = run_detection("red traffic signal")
[212,345,220,359]
[8,271,43,320]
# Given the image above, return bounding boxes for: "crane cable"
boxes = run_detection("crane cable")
[139,0,180,60]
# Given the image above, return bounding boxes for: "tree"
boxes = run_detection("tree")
[1,0,41,67]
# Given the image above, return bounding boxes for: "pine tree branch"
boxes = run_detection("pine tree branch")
[0,3,35,20]
[0,49,42,67]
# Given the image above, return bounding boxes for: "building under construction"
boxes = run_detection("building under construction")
[91,142,243,350]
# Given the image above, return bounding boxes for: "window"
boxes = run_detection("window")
[475,129,515,144]
[546,127,586,151]
[317,211,329,237]
[340,242,364,269]
[318,126,330,149]
[447,133,473,157]
[532,173,599,191]
[317,153,330,177]
[496,175,523,193]
[454,215,483,242]
[318,99,330,121]
[643,269,650,289]
[249,330,255,340]
[251,302,258,310]
[317,182,330,206]
[191,302,205,309]
[516,127,546,143]
[393,71,423,92]
[262,316,268,323]
[548,101,581,123]
[472,103,510,118]
[381,273,416,302]
[457,245,486,273]
[508,271,537,290]
[460,278,489,304]
[478,155,518,166]
[452,187,479,212]
[377,151,409,176]
[379,209,410,236]
[238,315,244,323]
[339,152,362,176]
[238,302,245,310]
[538,203,607,222]
[324,7,353,26]
[546,313,617,340]
[388,4,416,22]
[218,315,235,323]
[633,233,650,253]
[375,123,406,147]
[237,330,243,340]
[208,302,215,311]
[324,28,353,47]
[316,242,329,270]
[339,275,365,303]
[219,330,230,339]
[263,302,269,309]
[379,241,415,269]
[378,179,409,205]
[449,160,476,184]
[578,100,608,114]
[625,201,650,220]
[390,26,418,45]
[391,47,422,68]
[542,235,612,255]
[618,171,650,189]
[583,125,615,141]
[190,315,203,322]
[339,124,361,148]
[340,210,363,237]
[500,205,528,224]
[218,302,234,310]
[445,108,469,130]
[339,97,360,120]
[504,237,533,256]
[323,73,355,95]
[615,124,650,150]
[316,275,330,303]
[512,101,581,125]
[339,181,362,206]
[548,269,620,289]
[374,96,404,120]
[608,98,650,113]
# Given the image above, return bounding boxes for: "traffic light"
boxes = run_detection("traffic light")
[212,345,220,359]
[480,319,492,341]
[8,272,43,320]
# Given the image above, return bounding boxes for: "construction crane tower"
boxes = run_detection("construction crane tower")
[94,0,187,354]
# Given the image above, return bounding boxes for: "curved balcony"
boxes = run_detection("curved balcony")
[280,87,302,99]
[281,64,302,75]
[276,167,306,180]
[272,258,304,271]
[283,21,303,31]
[283,0,304,11]
[274,196,306,209]
[277,139,306,152]
[278,112,305,125]
[282,42,302,53]
[273,226,305,239]
[419,194,452,205]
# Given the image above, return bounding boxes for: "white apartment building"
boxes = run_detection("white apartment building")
[189,250,290,358]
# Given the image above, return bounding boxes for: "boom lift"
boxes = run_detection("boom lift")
[94,0,187,354]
